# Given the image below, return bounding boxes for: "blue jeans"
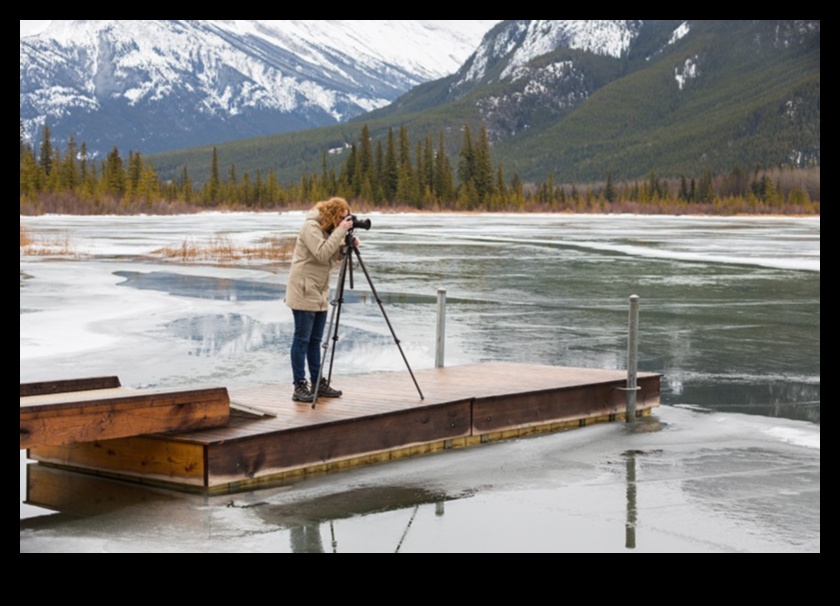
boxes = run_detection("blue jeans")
[291,310,327,385]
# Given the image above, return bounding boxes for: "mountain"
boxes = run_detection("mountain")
[22,20,820,187]
[145,20,819,188]
[19,20,500,156]
[363,19,820,183]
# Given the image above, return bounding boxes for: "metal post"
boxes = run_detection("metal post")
[435,288,446,368]
[626,294,640,423]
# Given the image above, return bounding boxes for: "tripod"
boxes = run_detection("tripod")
[310,230,424,408]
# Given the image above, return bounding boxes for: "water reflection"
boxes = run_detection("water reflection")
[115,271,281,302]
[256,486,454,553]
[22,461,462,552]
[290,523,325,553]
[21,463,189,525]
[625,450,638,550]
[164,314,284,357]
[114,270,439,306]
[19,443,736,553]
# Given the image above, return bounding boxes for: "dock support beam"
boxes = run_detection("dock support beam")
[626,294,640,422]
[436,288,446,368]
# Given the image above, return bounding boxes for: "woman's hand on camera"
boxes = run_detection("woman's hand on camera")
[339,216,353,231]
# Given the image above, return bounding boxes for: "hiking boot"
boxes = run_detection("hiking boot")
[314,377,342,398]
[292,380,313,402]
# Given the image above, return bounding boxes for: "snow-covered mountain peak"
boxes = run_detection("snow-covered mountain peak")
[460,20,643,85]
[20,20,499,155]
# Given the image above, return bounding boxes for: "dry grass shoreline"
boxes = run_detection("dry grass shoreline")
[19,224,74,256]
[152,233,295,263]
[20,222,297,263]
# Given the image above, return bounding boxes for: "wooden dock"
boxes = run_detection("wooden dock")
[20,377,230,450]
[25,362,660,494]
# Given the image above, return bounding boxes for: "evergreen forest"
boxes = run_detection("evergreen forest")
[20,121,820,216]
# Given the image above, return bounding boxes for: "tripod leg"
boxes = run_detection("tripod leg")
[351,246,425,400]
[311,243,351,409]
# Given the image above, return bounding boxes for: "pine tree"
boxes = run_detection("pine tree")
[396,149,418,205]
[79,142,95,197]
[384,128,398,203]
[422,135,434,196]
[103,147,125,196]
[359,124,373,187]
[510,172,524,209]
[727,164,747,197]
[543,173,555,206]
[473,125,494,205]
[372,140,385,203]
[60,135,78,191]
[457,124,475,191]
[647,170,662,201]
[457,180,478,211]
[239,172,252,206]
[266,169,280,206]
[127,151,143,196]
[45,147,62,191]
[398,126,411,169]
[604,171,616,203]
[434,131,453,204]
[138,163,160,204]
[396,126,414,204]
[226,163,238,204]
[181,166,193,203]
[698,169,714,204]
[39,124,53,176]
[20,147,40,197]
[206,147,220,205]
[253,170,264,206]
[679,175,690,201]
[338,143,358,196]
[495,165,508,209]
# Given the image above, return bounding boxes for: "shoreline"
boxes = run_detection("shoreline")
[21,208,821,219]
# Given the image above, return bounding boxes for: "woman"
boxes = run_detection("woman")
[285,197,359,402]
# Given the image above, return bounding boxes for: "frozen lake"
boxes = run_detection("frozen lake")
[20,212,820,552]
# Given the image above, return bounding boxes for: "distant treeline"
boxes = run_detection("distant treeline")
[20,121,819,215]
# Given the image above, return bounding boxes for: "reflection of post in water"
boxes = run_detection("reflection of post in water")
[625,450,638,550]
[394,502,446,552]
[290,521,324,553]
[395,505,420,553]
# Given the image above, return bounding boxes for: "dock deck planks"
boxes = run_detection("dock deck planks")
[26,363,660,493]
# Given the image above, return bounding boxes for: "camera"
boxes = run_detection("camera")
[348,214,372,230]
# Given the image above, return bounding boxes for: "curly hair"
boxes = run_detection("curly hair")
[315,197,350,231]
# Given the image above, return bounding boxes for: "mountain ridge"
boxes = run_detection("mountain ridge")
[21,20,819,187]
[20,20,499,156]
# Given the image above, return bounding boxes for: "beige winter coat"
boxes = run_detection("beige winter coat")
[284,208,350,311]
